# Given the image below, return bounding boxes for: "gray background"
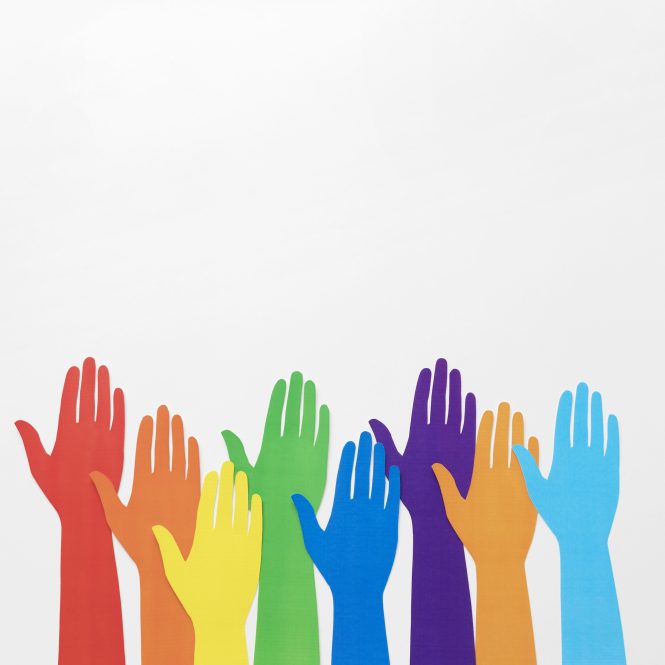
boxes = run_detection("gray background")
[1,0,664,662]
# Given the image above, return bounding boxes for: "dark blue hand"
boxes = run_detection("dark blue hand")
[293,432,400,665]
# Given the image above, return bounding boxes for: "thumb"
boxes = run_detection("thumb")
[432,463,466,533]
[292,494,324,564]
[152,525,186,597]
[369,419,402,473]
[512,445,546,511]
[90,471,126,538]
[221,430,253,480]
[15,420,51,490]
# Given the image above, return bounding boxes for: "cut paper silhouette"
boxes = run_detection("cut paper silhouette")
[293,433,400,665]
[153,462,262,665]
[15,357,126,665]
[222,372,329,665]
[513,383,626,664]
[434,403,538,665]
[91,406,200,665]
[369,358,476,664]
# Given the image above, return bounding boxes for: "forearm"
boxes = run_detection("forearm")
[475,560,535,665]
[195,623,247,665]
[139,569,194,665]
[410,515,474,664]
[559,541,625,664]
[254,510,319,665]
[59,519,125,665]
[332,593,389,665]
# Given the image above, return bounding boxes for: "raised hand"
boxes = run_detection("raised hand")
[91,406,200,665]
[293,433,401,665]
[15,357,126,665]
[434,403,539,665]
[369,358,475,664]
[223,372,329,512]
[222,372,329,665]
[153,462,262,665]
[513,383,625,664]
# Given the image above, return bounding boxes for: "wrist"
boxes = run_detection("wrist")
[333,589,384,613]
[475,557,527,578]
[411,515,466,568]
[138,567,186,617]
[559,537,609,560]
[263,506,313,563]
[138,569,194,665]
[332,593,388,665]
[411,511,463,546]
[60,516,116,570]
[475,558,530,611]
[60,507,113,539]
[195,620,247,665]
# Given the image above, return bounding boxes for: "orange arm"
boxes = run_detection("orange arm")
[434,403,539,665]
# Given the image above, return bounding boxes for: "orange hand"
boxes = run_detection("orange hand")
[433,403,539,665]
[91,405,201,665]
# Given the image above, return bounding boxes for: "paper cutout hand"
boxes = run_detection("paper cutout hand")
[513,383,625,664]
[369,359,475,515]
[222,372,329,665]
[17,357,124,520]
[153,462,262,665]
[513,383,619,545]
[293,433,400,665]
[434,403,538,664]
[15,357,126,665]
[91,405,200,665]
[434,403,538,565]
[369,358,476,664]
[222,371,329,511]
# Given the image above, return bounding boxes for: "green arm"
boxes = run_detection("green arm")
[223,371,330,665]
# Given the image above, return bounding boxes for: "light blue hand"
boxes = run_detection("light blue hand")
[293,432,401,665]
[513,383,625,665]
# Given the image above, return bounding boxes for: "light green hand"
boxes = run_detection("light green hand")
[222,371,329,665]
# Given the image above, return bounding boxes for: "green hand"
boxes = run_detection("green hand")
[222,371,329,665]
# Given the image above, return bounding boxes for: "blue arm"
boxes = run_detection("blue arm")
[513,383,626,665]
[293,432,401,665]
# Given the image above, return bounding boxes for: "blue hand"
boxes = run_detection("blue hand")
[513,383,625,664]
[293,432,401,665]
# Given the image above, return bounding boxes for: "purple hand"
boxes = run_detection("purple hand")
[370,358,476,665]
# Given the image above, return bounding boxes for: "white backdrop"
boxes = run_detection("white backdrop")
[1,1,664,663]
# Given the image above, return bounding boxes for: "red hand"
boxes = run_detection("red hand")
[16,357,126,665]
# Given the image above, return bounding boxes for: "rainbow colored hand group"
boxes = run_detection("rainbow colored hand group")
[16,357,626,665]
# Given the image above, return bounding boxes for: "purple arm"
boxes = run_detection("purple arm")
[370,358,476,664]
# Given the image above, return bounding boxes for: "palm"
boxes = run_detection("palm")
[184,523,259,623]
[468,474,536,557]
[52,419,122,501]
[254,437,323,506]
[399,424,468,511]
[127,480,196,557]
[320,496,396,594]
[540,441,618,544]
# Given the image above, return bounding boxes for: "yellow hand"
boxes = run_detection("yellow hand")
[153,462,262,665]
